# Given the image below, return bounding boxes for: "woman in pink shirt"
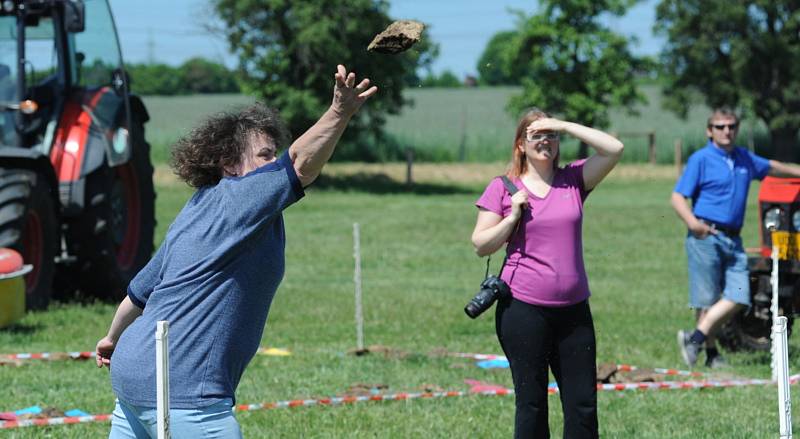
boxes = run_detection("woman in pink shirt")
[472,109,623,438]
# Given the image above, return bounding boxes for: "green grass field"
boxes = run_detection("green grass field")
[141,85,775,166]
[1,162,797,437]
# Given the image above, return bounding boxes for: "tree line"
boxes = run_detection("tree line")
[203,0,799,161]
[126,57,241,95]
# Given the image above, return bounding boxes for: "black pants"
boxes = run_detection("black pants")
[495,298,598,439]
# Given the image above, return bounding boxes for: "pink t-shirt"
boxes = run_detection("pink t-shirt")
[476,162,590,307]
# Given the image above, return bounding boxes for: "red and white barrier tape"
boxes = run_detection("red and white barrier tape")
[0,350,713,381]
[615,364,704,378]
[0,414,111,429]
[594,375,800,393]
[1,351,94,361]
[234,389,509,413]
[0,390,503,430]
[5,374,800,430]
[453,353,705,378]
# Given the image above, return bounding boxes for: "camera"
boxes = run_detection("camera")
[464,275,511,319]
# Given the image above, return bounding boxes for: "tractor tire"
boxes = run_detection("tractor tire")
[717,272,797,351]
[0,169,58,310]
[719,311,794,352]
[718,310,771,351]
[66,119,155,300]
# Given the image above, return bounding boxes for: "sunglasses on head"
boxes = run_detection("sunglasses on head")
[710,123,738,131]
[526,132,560,142]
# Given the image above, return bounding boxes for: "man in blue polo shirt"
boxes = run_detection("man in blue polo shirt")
[672,108,800,368]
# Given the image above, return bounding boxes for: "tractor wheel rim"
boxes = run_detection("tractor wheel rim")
[112,164,140,270]
[22,210,43,293]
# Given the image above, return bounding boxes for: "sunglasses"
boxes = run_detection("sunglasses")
[710,123,738,131]
[526,132,560,142]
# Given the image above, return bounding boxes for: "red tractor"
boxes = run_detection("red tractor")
[719,176,800,350]
[0,0,154,310]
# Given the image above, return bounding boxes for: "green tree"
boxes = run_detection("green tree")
[127,60,241,95]
[655,1,800,161]
[420,70,462,88]
[179,58,241,94]
[213,0,437,161]
[476,31,525,85]
[506,0,649,157]
[127,63,184,95]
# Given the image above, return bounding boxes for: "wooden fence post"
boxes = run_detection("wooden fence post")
[648,131,656,164]
[674,138,683,175]
[405,148,414,186]
[458,106,467,162]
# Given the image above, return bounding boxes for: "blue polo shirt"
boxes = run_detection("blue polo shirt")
[111,150,304,408]
[674,141,770,229]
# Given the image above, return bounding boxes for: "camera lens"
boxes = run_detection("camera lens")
[464,302,480,318]
[464,285,498,319]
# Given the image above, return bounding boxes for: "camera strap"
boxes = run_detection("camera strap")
[500,175,519,197]
[486,175,521,278]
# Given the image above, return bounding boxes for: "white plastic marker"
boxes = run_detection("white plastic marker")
[155,321,170,439]
[354,223,364,352]
[771,240,780,382]
[774,316,792,439]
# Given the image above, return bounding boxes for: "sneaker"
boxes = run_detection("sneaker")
[677,329,701,367]
[705,354,729,369]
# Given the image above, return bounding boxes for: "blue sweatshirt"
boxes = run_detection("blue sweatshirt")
[111,150,304,408]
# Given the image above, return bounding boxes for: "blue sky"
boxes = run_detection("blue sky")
[108,0,663,77]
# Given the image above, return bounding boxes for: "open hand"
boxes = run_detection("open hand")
[331,65,378,118]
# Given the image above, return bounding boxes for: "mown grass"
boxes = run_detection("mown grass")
[140,86,780,166]
[1,163,798,438]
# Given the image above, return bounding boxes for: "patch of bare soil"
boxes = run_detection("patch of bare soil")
[346,344,410,359]
[341,383,389,397]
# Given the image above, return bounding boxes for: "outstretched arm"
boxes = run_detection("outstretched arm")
[527,118,624,190]
[289,65,378,187]
[768,160,800,178]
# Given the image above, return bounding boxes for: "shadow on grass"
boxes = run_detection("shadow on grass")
[312,172,473,195]
[0,322,40,334]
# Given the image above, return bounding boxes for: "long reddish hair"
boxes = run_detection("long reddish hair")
[506,108,558,178]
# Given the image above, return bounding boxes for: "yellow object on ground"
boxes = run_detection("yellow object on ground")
[0,265,32,328]
[257,347,292,356]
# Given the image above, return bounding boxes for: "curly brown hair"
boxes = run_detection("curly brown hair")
[170,103,291,188]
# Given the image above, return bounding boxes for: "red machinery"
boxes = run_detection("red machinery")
[0,0,155,310]
[720,176,800,350]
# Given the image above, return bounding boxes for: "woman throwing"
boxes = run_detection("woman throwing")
[471,109,623,438]
[95,65,377,438]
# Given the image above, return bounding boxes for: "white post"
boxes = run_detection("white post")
[774,316,792,439]
[771,243,780,381]
[353,223,364,352]
[155,321,171,439]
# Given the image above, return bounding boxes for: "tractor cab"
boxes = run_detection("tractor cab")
[0,0,132,167]
[0,0,154,311]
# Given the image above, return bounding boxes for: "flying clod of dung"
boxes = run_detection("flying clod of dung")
[367,20,425,54]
